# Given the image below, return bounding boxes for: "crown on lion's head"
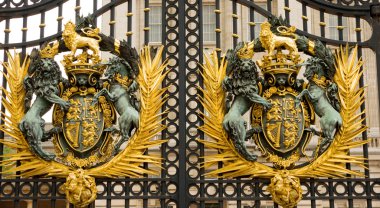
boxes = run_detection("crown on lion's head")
[236,41,254,59]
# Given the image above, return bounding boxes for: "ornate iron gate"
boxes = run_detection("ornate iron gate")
[0,0,379,207]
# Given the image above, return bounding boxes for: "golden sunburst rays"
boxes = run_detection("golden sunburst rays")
[87,46,169,178]
[199,46,368,179]
[291,45,369,178]
[197,51,274,178]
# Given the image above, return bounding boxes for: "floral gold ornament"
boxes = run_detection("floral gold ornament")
[198,18,368,208]
[267,171,302,208]
[61,169,97,208]
[0,15,168,207]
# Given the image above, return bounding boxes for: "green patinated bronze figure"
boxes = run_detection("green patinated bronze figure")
[20,52,70,160]
[92,56,140,151]
[223,42,272,161]
[296,57,342,153]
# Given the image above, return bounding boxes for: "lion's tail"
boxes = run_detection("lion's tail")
[277,25,298,39]
[82,27,101,42]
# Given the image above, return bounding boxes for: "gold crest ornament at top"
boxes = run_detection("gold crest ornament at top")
[198,17,368,208]
[0,15,169,207]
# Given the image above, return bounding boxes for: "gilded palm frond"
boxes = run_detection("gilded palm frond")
[0,51,34,175]
[0,51,28,147]
[87,46,168,178]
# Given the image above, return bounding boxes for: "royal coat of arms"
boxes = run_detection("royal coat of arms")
[199,17,367,208]
[0,15,168,207]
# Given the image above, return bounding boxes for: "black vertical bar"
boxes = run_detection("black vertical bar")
[267,0,272,13]
[338,14,353,208]
[215,0,221,58]
[93,0,98,27]
[106,181,111,208]
[214,0,223,205]
[160,1,167,208]
[232,0,238,47]
[284,0,290,24]
[310,179,316,208]
[249,0,255,40]
[337,14,343,41]
[143,2,149,206]
[178,0,187,207]
[125,179,130,208]
[51,178,56,208]
[15,15,28,208]
[110,1,115,37]
[40,11,45,41]
[33,180,38,208]
[0,19,10,179]
[21,15,27,59]
[144,0,149,45]
[58,3,63,32]
[75,0,80,23]
[254,179,260,208]
[127,0,132,45]
[236,178,241,208]
[356,16,372,208]
[198,2,205,208]
[328,180,335,208]
[302,3,308,32]
[320,10,325,38]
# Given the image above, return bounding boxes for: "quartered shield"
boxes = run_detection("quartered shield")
[63,94,103,152]
[259,89,305,154]
[53,86,116,159]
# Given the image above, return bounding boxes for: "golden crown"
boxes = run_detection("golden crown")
[62,50,105,76]
[237,41,254,59]
[40,42,59,59]
[256,51,302,76]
